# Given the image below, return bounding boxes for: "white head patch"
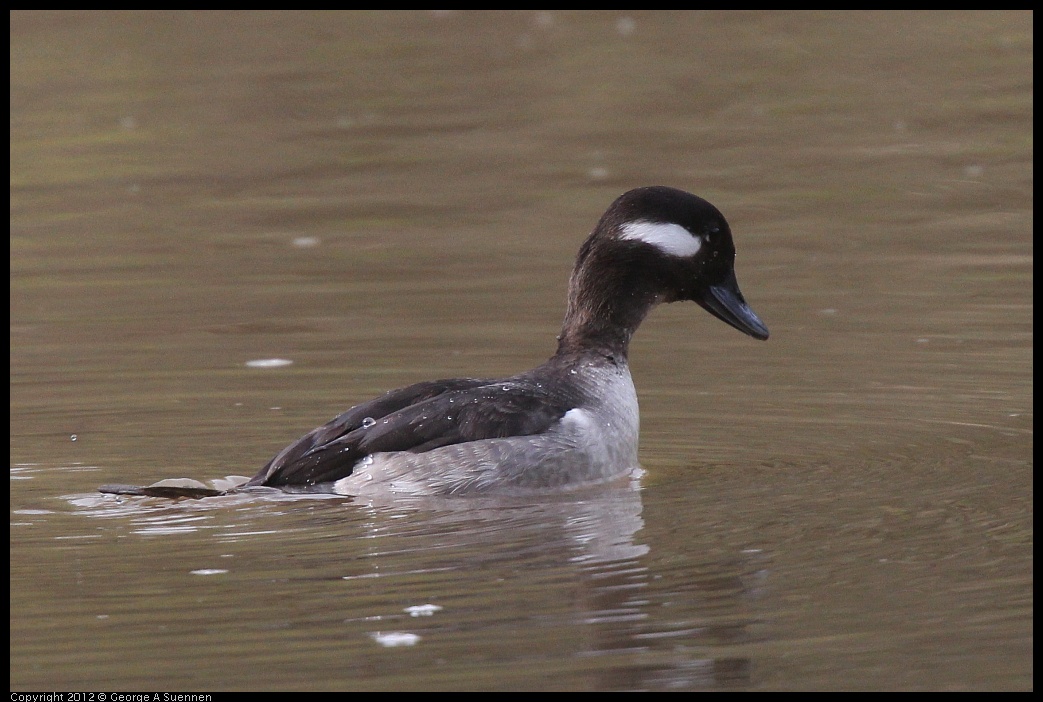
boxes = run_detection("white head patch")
[619,221,702,257]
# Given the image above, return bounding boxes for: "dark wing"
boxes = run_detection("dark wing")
[249,378,572,487]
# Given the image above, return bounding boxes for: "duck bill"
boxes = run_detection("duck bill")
[695,271,770,340]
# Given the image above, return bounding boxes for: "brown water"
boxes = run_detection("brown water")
[10,11,1032,691]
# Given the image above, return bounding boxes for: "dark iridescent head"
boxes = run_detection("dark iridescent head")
[579,186,769,341]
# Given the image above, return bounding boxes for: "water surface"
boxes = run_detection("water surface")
[11,10,1032,691]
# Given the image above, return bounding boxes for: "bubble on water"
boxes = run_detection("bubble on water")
[405,604,443,617]
[246,358,293,368]
[370,631,420,647]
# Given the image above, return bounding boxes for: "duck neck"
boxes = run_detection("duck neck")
[554,263,661,362]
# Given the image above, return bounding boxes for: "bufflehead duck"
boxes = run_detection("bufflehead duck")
[99,186,768,499]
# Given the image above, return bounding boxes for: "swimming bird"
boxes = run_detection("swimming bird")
[99,186,768,499]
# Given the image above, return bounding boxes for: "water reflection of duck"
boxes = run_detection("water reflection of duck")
[100,186,768,499]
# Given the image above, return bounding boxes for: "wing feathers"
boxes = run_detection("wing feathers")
[249,377,573,487]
